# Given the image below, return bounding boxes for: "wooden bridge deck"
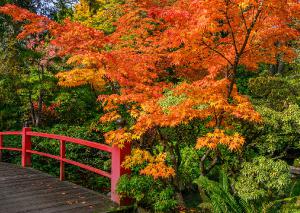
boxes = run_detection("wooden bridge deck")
[0,162,118,213]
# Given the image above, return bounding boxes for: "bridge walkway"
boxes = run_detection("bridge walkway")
[0,162,118,213]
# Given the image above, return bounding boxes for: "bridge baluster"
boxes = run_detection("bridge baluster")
[21,127,32,167]
[60,140,66,181]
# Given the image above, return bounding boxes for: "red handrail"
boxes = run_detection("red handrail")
[27,131,112,153]
[0,128,130,205]
[0,131,22,135]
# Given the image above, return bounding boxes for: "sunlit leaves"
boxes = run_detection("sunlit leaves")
[196,129,245,151]
[122,149,175,179]
[56,68,106,89]
[235,156,291,201]
[73,0,124,34]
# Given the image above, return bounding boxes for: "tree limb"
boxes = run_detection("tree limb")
[225,3,238,54]
[202,39,233,66]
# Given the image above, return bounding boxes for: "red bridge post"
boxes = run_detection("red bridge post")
[60,140,66,181]
[111,144,131,205]
[22,127,32,167]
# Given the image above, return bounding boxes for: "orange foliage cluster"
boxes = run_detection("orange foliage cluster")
[100,79,261,150]
[0,0,299,153]
[196,129,245,151]
[33,102,60,117]
[140,162,175,179]
[122,149,175,179]
[104,128,137,148]
[0,4,55,39]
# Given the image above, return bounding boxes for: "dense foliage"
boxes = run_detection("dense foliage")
[0,0,299,212]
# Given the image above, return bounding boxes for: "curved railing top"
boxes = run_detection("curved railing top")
[28,131,112,152]
[0,131,22,135]
[0,131,112,152]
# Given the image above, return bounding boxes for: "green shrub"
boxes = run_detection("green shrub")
[117,175,177,212]
[178,146,201,189]
[235,156,291,202]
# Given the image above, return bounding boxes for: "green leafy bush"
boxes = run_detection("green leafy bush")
[235,156,291,202]
[178,146,201,189]
[117,175,177,212]
[246,74,300,158]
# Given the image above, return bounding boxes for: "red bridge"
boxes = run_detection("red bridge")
[0,128,131,212]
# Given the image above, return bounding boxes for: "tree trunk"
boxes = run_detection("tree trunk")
[175,192,185,208]
[29,92,36,126]
[35,89,44,127]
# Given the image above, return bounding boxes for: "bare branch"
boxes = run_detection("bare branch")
[200,149,212,175]
[239,6,249,32]
[225,3,238,54]
[238,1,264,57]
[202,39,234,66]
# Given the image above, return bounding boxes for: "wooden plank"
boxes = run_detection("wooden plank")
[0,162,118,213]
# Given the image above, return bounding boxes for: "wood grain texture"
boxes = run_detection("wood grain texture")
[0,162,118,213]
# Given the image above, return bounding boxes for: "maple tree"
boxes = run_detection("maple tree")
[0,0,299,206]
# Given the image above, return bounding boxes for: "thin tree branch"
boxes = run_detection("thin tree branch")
[225,3,238,54]
[238,1,263,57]
[239,6,249,32]
[200,149,212,175]
[206,155,218,174]
[227,1,264,98]
[202,39,233,66]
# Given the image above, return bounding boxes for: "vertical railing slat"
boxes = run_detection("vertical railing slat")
[60,140,66,181]
[21,127,31,167]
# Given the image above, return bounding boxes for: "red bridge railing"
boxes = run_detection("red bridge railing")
[0,127,130,205]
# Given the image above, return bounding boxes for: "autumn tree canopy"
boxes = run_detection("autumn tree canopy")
[0,0,299,180]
